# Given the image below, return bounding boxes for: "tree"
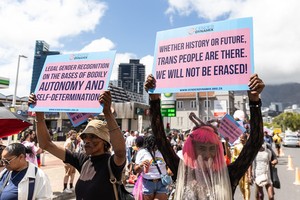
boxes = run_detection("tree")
[264,122,280,129]
[273,112,300,132]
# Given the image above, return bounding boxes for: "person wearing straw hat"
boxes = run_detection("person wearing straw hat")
[28,91,126,199]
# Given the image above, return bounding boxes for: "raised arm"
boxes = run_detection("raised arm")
[28,94,66,161]
[144,74,180,180]
[99,91,126,166]
[228,74,265,194]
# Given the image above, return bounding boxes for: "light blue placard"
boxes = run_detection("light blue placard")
[151,17,254,94]
[29,51,116,113]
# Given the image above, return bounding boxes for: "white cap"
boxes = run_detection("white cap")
[233,110,245,121]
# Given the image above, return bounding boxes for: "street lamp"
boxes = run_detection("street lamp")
[12,55,27,107]
[8,55,27,144]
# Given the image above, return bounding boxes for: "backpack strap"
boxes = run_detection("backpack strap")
[149,150,162,174]
[28,167,38,200]
[108,156,119,200]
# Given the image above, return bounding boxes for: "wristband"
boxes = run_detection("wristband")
[249,99,262,108]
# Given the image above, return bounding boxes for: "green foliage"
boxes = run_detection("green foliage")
[263,122,280,129]
[273,112,300,132]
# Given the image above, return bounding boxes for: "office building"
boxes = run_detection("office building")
[30,40,60,93]
[118,59,145,95]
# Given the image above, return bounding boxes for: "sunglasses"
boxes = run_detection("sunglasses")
[1,156,17,166]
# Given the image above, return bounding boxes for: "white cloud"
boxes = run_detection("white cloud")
[79,38,115,53]
[2,0,298,100]
[0,0,107,97]
[76,37,154,81]
[166,0,300,84]
[64,37,123,80]
[140,55,154,80]
[75,38,138,81]
[166,0,237,21]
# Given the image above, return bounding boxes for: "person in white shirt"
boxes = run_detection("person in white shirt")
[134,134,169,200]
[125,130,136,163]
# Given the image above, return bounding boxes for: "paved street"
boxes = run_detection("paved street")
[40,149,79,199]
[3,141,300,199]
[234,146,300,199]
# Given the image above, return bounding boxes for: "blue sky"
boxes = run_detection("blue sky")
[62,0,212,57]
[0,0,299,97]
[81,1,160,52]
[64,1,170,56]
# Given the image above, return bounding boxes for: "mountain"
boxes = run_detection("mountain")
[261,83,300,108]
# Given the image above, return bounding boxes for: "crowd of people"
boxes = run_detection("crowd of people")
[123,123,282,200]
[143,73,281,200]
[0,73,285,200]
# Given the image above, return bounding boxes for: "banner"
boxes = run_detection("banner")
[149,17,254,94]
[218,114,246,144]
[29,51,116,113]
[67,113,97,127]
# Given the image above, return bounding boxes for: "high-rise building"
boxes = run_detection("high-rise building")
[118,59,145,95]
[30,40,60,93]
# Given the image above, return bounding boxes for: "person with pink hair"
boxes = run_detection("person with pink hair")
[144,74,265,199]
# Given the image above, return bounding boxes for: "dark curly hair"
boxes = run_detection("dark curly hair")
[20,129,35,143]
[135,136,144,148]
[144,134,157,151]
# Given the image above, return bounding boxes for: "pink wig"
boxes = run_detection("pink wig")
[183,126,226,171]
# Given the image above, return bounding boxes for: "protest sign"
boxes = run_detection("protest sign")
[218,114,246,144]
[29,51,116,113]
[67,113,97,127]
[150,17,254,94]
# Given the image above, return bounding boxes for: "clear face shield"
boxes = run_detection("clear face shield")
[174,113,232,200]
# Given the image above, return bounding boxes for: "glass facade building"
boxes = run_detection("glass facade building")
[118,59,145,94]
[30,40,60,93]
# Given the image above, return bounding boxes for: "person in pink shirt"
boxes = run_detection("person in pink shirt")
[20,129,43,166]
